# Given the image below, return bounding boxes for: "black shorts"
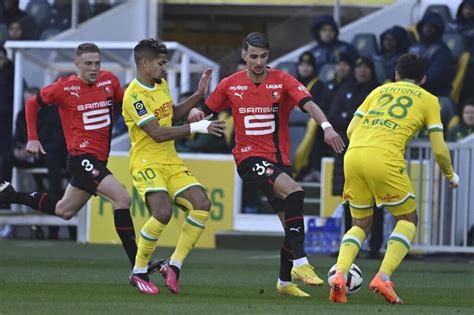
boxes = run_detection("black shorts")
[67,154,112,195]
[237,157,292,211]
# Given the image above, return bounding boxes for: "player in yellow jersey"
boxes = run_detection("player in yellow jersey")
[329,53,459,304]
[122,38,225,295]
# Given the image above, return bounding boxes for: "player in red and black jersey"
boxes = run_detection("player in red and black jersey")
[0,43,161,274]
[190,32,345,297]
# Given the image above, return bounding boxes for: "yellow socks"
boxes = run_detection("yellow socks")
[336,226,366,274]
[170,210,209,268]
[379,220,416,277]
[134,216,167,273]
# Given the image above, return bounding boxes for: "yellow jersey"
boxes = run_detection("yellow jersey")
[123,78,183,167]
[349,80,443,158]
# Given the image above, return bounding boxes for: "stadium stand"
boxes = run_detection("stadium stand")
[25,0,52,28]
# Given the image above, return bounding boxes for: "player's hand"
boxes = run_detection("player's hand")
[207,119,226,137]
[324,128,345,154]
[196,68,213,97]
[448,173,459,189]
[188,108,206,122]
[26,140,46,158]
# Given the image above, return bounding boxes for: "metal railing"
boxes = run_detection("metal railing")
[407,135,474,253]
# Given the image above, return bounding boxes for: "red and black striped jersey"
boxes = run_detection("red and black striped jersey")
[29,71,123,161]
[206,69,311,166]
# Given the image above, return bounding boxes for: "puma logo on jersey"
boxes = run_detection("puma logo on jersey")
[290,227,302,233]
[29,192,38,197]
[71,91,79,98]
[234,92,244,100]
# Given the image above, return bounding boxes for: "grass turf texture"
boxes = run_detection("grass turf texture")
[0,240,473,314]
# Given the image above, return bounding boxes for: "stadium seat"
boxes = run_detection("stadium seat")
[351,33,379,57]
[443,33,467,61]
[318,63,335,84]
[275,61,297,77]
[26,0,52,27]
[0,24,7,45]
[289,109,310,162]
[425,4,452,23]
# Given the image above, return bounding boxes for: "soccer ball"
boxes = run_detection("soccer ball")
[327,263,363,295]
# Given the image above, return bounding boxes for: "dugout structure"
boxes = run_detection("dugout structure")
[2,41,220,241]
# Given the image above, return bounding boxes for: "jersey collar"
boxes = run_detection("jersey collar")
[135,78,156,90]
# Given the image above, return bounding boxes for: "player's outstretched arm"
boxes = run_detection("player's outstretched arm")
[428,131,459,189]
[24,95,46,158]
[303,101,345,153]
[172,68,213,122]
[141,114,226,143]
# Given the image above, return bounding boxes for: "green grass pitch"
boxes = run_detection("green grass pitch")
[0,240,473,314]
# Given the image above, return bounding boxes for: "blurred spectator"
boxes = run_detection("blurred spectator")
[372,25,410,82]
[294,51,327,182]
[92,0,112,17]
[296,51,325,104]
[447,99,474,141]
[447,0,474,49]
[0,45,14,191]
[308,14,358,73]
[321,52,354,108]
[328,57,383,259]
[49,0,90,31]
[409,12,454,96]
[1,0,37,39]
[300,53,354,181]
[7,20,25,40]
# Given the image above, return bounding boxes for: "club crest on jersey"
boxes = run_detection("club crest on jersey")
[104,86,111,95]
[272,90,280,101]
[133,100,148,116]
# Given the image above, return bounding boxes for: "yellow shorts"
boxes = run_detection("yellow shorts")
[132,163,203,205]
[342,147,416,218]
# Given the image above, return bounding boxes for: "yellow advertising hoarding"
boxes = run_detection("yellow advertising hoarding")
[87,154,237,248]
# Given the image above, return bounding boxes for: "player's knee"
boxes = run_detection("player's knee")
[194,196,211,211]
[396,211,418,226]
[284,190,304,218]
[55,207,74,220]
[117,192,131,209]
[151,204,173,224]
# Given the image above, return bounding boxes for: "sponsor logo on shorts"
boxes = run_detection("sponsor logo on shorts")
[265,167,274,176]
[378,193,400,202]
[91,169,100,177]
[134,100,147,116]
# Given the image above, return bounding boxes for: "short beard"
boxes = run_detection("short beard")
[153,77,162,84]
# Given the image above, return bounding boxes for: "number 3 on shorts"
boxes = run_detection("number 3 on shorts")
[81,159,94,172]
